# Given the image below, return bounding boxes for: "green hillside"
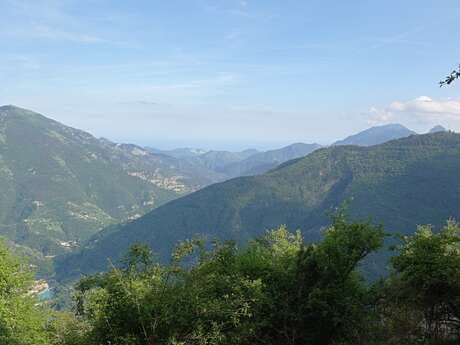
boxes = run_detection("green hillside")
[56,131,460,279]
[0,105,220,259]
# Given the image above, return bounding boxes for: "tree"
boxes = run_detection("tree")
[72,213,385,345]
[388,221,460,341]
[0,240,50,345]
[74,238,265,345]
[283,212,384,345]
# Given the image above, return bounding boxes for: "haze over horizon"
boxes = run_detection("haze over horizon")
[2,0,460,150]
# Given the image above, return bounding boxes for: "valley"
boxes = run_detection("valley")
[0,104,451,282]
[2,2,459,343]
[56,130,459,281]
[0,105,325,273]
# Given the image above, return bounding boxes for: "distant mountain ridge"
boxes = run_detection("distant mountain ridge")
[149,123,432,178]
[334,124,416,146]
[146,147,211,159]
[1,105,454,279]
[223,143,322,177]
[57,132,460,279]
[197,149,260,173]
[147,144,321,179]
[147,123,428,179]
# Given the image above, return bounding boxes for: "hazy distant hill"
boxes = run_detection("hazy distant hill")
[223,143,321,177]
[0,106,221,257]
[148,144,321,179]
[146,147,259,179]
[429,125,447,133]
[197,149,260,172]
[57,132,460,279]
[334,124,416,146]
[146,147,210,159]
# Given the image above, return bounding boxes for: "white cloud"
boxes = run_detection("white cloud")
[367,96,460,126]
[389,96,460,120]
[367,106,394,125]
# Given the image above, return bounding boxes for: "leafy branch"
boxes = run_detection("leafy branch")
[440,64,460,86]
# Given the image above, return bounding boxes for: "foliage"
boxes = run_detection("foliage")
[70,214,384,345]
[440,65,460,86]
[0,240,50,345]
[5,214,460,344]
[382,221,460,342]
[46,312,91,345]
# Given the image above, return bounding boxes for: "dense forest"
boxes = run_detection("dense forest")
[57,131,460,281]
[3,212,460,345]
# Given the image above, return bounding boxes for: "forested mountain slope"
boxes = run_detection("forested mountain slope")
[56,131,460,279]
[0,106,220,257]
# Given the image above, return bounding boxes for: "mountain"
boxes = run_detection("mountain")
[334,124,416,146]
[148,144,321,179]
[223,143,321,177]
[146,147,210,159]
[429,125,447,133]
[147,147,260,174]
[0,105,221,257]
[56,132,460,279]
[197,149,260,173]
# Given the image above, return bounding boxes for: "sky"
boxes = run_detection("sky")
[1,0,460,150]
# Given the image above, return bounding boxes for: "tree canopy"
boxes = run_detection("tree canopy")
[71,213,384,345]
[3,215,460,344]
[0,240,50,345]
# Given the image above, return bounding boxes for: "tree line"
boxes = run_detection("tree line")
[2,212,460,345]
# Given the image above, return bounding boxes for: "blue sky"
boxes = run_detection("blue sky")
[2,0,460,150]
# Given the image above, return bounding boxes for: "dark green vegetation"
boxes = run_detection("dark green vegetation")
[0,105,223,263]
[333,123,416,146]
[5,215,460,344]
[0,240,50,345]
[382,221,460,342]
[58,131,460,279]
[70,214,386,345]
